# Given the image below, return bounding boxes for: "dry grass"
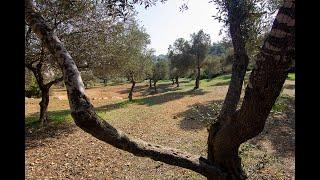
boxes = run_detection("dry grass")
[25,76,295,179]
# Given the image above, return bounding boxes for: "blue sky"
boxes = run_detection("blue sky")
[135,0,224,56]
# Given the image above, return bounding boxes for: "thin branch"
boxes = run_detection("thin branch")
[25,58,40,67]
[45,76,64,89]
[25,63,36,72]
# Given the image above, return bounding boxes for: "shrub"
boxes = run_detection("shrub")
[25,76,41,98]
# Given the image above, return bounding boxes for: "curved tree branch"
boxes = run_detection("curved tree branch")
[25,0,225,178]
[45,76,63,89]
[25,62,37,72]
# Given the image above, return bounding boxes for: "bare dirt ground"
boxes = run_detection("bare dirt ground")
[25,79,295,179]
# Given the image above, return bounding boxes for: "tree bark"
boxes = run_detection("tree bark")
[149,78,152,88]
[207,0,295,179]
[153,80,157,93]
[39,87,49,125]
[171,78,175,85]
[26,60,63,125]
[128,74,135,101]
[218,0,250,120]
[207,0,255,172]
[194,57,200,90]
[175,76,179,87]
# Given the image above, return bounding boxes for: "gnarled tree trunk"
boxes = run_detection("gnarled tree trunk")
[207,0,295,179]
[149,78,152,88]
[39,87,49,124]
[175,76,179,87]
[25,52,63,125]
[194,57,200,89]
[171,78,175,85]
[153,80,157,93]
[128,74,135,101]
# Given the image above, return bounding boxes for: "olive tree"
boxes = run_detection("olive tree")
[190,30,211,89]
[25,0,119,124]
[115,21,152,101]
[26,0,295,179]
[151,58,169,92]
[25,26,63,125]
[168,38,194,87]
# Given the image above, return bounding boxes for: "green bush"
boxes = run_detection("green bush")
[25,76,41,98]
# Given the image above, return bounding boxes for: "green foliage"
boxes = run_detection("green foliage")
[168,38,194,79]
[152,58,169,82]
[210,0,280,72]
[287,73,295,81]
[271,95,290,113]
[208,42,227,56]
[190,30,211,63]
[202,55,223,78]
[25,75,41,98]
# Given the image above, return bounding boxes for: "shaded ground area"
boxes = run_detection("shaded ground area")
[25,75,295,179]
[240,95,295,179]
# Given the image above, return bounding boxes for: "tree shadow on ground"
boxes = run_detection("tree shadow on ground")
[25,110,76,150]
[209,81,230,87]
[176,94,295,160]
[115,82,183,97]
[144,83,183,96]
[176,100,224,131]
[178,79,192,83]
[116,84,148,95]
[249,95,295,159]
[26,88,208,149]
[96,89,208,111]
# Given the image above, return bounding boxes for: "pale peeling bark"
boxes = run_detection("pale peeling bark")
[207,0,295,179]
[25,0,225,177]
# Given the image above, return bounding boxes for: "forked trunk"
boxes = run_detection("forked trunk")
[171,78,175,85]
[175,76,179,87]
[207,1,295,179]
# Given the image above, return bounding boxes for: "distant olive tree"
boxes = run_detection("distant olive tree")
[190,30,211,89]
[152,59,169,92]
[168,38,194,87]
[25,26,63,125]
[116,22,153,101]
